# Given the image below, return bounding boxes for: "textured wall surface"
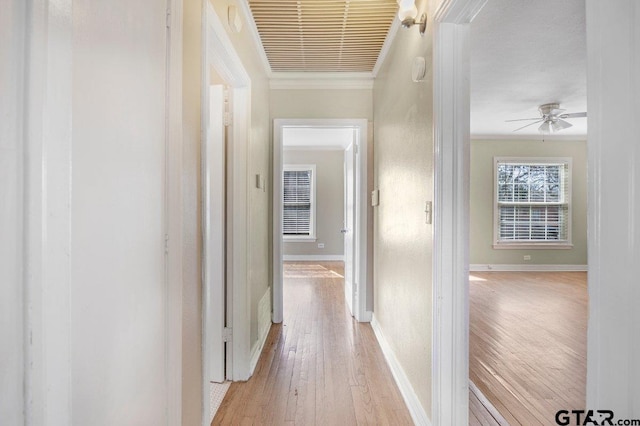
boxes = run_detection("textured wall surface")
[372,0,433,415]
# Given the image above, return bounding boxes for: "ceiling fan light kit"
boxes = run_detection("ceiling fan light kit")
[506,102,587,134]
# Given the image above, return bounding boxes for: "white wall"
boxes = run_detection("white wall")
[470,139,588,266]
[283,149,345,258]
[70,1,169,423]
[0,1,25,423]
[586,0,640,417]
[372,0,433,417]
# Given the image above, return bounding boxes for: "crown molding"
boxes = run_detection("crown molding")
[269,72,374,90]
[236,0,273,76]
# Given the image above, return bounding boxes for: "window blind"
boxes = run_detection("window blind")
[283,169,312,235]
[496,161,570,243]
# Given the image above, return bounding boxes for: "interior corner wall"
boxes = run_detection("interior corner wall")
[371,0,433,416]
[283,149,345,258]
[181,0,203,424]
[183,0,272,417]
[470,139,588,266]
[0,1,25,422]
[209,0,271,354]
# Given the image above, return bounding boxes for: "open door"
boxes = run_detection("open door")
[343,141,356,315]
[205,85,227,383]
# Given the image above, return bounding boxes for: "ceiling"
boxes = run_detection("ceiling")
[247,0,398,72]
[241,0,587,138]
[470,0,587,138]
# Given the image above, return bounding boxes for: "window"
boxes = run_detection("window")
[283,165,316,240]
[494,157,572,248]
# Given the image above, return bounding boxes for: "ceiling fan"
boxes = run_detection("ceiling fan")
[507,103,587,133]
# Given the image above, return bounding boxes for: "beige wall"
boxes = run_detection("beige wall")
[470,139,588,265]
[182,1,271,424]
[283,150,345,257]
[372,0,433,416]
[181,1,203,424]
[270,88,373,120]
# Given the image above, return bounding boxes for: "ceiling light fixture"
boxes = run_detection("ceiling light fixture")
[397,0,427,36]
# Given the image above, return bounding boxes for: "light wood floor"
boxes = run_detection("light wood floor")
[213,262,506,425]
[213,262,413,425]
[469,271,588,425]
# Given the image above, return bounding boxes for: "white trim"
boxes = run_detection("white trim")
[372,18,401,77]
[273,118,369,324]
[23,1,73,422]
[283,255,345,262]
[493,157,573,248]
[282,237,317,242]
[203,3,252,425]
[249,287,272,374]
[468,381,509,426]
[165,0,184,423]
[371,316,431,426]
[471,134,588,141]
[235,0,272,76]
[1,2,26,422]
[470,264,588,272]
[585,1,640,413]
[269,73,374,90]
[432,1,487,425]
[283,145,346,151]
[282,164,317,240]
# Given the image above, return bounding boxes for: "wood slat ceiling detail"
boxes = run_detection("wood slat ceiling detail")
[248,0,398,72]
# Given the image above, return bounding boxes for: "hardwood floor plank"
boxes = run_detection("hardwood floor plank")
[469,271,587,426]
[213,262,413,425]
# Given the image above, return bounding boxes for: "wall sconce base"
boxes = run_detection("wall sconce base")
[401,13,427,36]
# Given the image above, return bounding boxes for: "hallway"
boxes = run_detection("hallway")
[213,262,413,425]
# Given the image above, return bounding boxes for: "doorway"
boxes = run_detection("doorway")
[273,119,371,324]
[202,4,252,425]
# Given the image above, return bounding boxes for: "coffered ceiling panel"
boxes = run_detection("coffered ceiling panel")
[248,0,398,72]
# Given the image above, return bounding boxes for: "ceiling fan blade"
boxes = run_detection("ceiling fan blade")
[551,119,573,132]
[538,121,551,134]
[550,108,566,116]
[560,112,587,119]
[513,119,543,132]
[505,118,542,122]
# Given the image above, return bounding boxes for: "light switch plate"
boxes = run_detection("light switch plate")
[371,189,380,206]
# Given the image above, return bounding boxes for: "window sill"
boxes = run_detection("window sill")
[283,236,317,243]
[493,243,574,250]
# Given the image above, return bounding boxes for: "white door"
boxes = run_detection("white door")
[343,142,356,315]
[206,85,226,383]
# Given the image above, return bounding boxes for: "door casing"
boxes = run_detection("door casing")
[272,118,371,323]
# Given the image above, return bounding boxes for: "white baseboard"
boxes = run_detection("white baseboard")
[250,287,272,375]
[370,315,431,426]
[470,264,588,272]
[359,310,373,322]
[283,254,344,261]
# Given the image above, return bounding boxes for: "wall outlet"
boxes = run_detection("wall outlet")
[317,243,324,249]
[523,255,532,261]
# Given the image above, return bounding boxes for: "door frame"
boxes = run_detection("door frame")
[431,0,487,424]
[202,2,252,424]
[272,118,371,323]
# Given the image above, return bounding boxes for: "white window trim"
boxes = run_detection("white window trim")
[283,164,317,241]
[493,157,573,249]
